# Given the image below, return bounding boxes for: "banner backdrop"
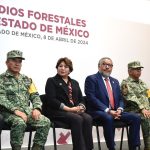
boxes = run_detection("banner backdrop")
[0,0,150,148]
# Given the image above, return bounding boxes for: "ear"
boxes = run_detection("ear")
[6,60,8,65]
[128,69,131,73]
[98,65,101,70]
[6,59,10,66]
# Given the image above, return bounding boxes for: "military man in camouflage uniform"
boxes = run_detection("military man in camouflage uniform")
[0,50,50,150]
[121,61,150,150]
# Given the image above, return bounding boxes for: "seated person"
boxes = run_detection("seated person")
[121,61,150,150]
[0,50,50,150]
[45,57,93,150]
[85,57,141,150]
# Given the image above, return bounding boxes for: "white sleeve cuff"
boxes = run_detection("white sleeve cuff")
[105,108,110,112]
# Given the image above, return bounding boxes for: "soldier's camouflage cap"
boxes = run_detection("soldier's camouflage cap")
[7,50,25,60]
[128,61,143,69]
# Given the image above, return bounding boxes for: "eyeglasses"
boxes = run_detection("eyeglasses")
[102,63,113,68]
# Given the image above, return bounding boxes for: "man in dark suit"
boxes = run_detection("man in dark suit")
[85,57,141,150]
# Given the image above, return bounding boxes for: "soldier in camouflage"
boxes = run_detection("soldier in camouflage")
[0,50,50,150]
[121,61,150,150]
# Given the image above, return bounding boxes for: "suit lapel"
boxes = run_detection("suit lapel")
[54,75,69,97]
[96,73,109,99]
[70,80,76,96]
[61,81,69,97]
[109,78,115,91]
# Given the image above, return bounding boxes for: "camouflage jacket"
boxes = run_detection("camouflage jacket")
[0,70,42,115]
[121,76,150,112]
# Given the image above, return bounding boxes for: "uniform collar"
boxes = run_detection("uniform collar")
[5,70,22,79]
[5,70,15,77]
[128,76,142,83]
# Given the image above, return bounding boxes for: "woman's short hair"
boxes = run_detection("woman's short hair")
[56,57,73,72]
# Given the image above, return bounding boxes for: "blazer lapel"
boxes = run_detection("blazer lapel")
[70,80,76,96]
[96,73,109,99]
[55,75,69,97]
[61,81,68,96]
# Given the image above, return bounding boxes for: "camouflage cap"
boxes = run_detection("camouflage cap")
[128,61,143,69]
[7,50,25,60]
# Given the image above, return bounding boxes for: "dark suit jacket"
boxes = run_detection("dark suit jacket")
[45,74,84,117]
[85,72,124,112]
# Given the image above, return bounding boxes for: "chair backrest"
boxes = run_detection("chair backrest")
[40,94,47,116]
[40,94,70,129]
[82,96,90,113]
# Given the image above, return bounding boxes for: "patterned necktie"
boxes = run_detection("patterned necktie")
[105,78,115,109]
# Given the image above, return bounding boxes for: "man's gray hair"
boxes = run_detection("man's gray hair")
[98,57,112,67]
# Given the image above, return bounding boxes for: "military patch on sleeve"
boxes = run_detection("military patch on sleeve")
[28,82,37,94]
[121,84,128,96]
[147,89,150,98]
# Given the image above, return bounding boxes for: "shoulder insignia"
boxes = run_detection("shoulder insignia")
[28,81,37,94]
[147,89,150,98]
